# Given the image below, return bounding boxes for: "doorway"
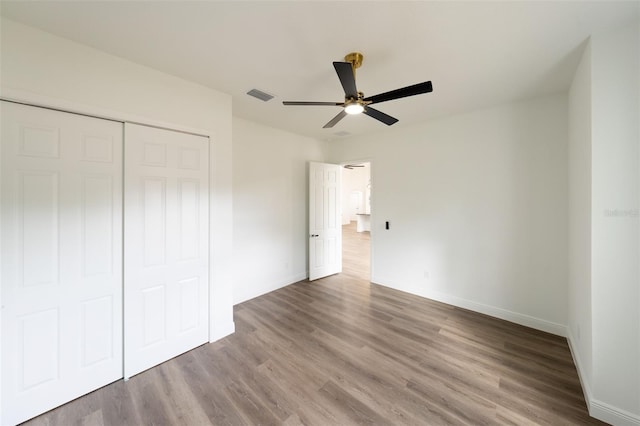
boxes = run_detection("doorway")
[341,162,372,281]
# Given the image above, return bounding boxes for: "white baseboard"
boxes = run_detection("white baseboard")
[590,399,640,426]
[209,321,235,343]
[567,331,640,426]
[426,289,567,336]
[291,272,308,283]
[233,272,308,305]
[566,329,593,409]
[371,276,566,336]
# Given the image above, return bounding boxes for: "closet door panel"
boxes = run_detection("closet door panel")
[1,102,123,425]
[124,123,209,379]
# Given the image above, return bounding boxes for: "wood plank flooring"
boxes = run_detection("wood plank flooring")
[23,222,602,425]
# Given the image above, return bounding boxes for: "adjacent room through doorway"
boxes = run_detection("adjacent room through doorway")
[341,162,371,281]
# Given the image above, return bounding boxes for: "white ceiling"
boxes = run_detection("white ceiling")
[1,1,638,141]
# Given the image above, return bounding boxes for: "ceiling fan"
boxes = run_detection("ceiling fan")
[283,52,433,128]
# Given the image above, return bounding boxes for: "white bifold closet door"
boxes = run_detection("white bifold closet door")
[123,123,209,379]
[1,102,123,425]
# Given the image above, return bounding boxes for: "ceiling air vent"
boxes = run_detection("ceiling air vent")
[246,88,274,102]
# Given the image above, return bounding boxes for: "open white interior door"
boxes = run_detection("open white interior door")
[309,162,342,281]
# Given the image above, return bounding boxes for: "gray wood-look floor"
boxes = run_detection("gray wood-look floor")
[23,222,602,426]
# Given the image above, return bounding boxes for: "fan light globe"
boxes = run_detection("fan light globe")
[344,103,364,115]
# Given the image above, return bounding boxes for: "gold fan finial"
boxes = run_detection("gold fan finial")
[344,52,363,69]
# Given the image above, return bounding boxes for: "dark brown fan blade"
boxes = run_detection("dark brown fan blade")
[363,81,433,105]
[363,106,398,126]
[323,110,348,128]
[333,62,358,99]
[283,101,343,106]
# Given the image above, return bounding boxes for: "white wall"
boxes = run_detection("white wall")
[0,18,235,341]
[567,20,639,425]
[328,94,569,335]
[590,21,639,422]
[567,41,593,401]
[232,117,326,304]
